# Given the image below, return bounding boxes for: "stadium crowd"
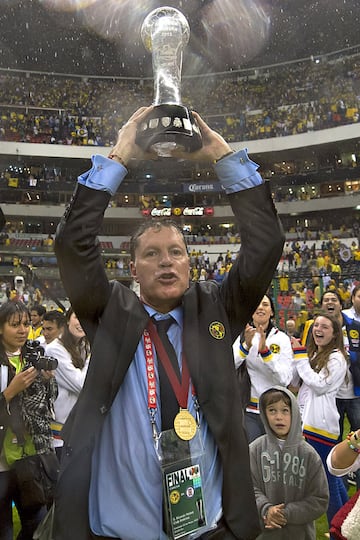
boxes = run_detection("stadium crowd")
[0,50,359,146]
[1,222,360,321]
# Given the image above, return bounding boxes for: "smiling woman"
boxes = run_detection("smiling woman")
[293,311,349,533]
[44,307,90,458]
[233,293,294,443]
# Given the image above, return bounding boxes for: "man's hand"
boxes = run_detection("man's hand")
[109,106,156,167]
[171,111,233,163]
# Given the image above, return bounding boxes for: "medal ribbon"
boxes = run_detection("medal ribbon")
[145,319,191,410]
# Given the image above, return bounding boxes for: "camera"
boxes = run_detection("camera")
[23,340,58,371]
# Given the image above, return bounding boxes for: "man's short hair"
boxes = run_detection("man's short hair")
[31,303,46,317]
[320,289,343,307]
[130,220,188,261]
[43,309,66,327]
[351,284,360,300]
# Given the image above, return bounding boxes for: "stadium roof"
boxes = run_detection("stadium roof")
[0,0,359,79]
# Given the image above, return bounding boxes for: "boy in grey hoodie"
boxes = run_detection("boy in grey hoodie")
[249,386,329,539]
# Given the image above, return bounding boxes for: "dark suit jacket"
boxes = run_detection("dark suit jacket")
[53,181,284,540]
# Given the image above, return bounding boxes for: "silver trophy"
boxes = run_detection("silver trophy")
[136,6,202,157]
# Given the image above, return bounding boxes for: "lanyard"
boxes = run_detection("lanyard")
[144,320,200,439]
[145,319,191,409]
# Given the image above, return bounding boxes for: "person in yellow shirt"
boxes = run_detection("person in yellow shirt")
[354,249,360,262]
[294,251,301,268]
[28,303,46,341]
[338,282,351,308]
[191,267,199,281]
[316,253,325,269]
[279,272,289,293]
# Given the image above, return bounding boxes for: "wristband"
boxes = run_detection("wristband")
[347,441,360,454]
[347,431,360,453]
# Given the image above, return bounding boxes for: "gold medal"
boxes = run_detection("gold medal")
[174,409,197,440]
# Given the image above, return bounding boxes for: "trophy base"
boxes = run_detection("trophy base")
[136,104,202,157]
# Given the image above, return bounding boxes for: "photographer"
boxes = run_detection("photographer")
[0,301,58,540]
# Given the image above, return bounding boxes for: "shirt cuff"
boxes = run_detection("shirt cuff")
[239,342,249,357]
[292,347,308,361]
[78,155,127,196]
[214,149,263,194]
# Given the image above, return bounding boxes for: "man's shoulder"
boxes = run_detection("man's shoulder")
[44,337,63,354]
[103,280,147,322]
[343,310,360,330]
[186,279,219,296]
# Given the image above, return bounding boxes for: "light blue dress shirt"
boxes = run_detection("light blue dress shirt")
[89,306,222,539]
[78,148,263,196]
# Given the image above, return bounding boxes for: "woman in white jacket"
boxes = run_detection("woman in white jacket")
[233,294,294,442]
[45,307,90,457]
[293,311,348,533]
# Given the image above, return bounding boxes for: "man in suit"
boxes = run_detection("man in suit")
[53,106,285,540]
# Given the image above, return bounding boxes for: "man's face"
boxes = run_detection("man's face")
[286,320,296,335]
[321,292,342,317]
[130,226,190,313]
[352,290,360,314]
[30,310,42,328]
[42,320,62,344]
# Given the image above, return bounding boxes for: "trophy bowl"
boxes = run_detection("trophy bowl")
[135,6,202,157]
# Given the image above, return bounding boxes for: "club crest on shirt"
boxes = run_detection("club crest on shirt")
[270,343,280,354]
[349,329,359,340]
[209,321,225,339]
